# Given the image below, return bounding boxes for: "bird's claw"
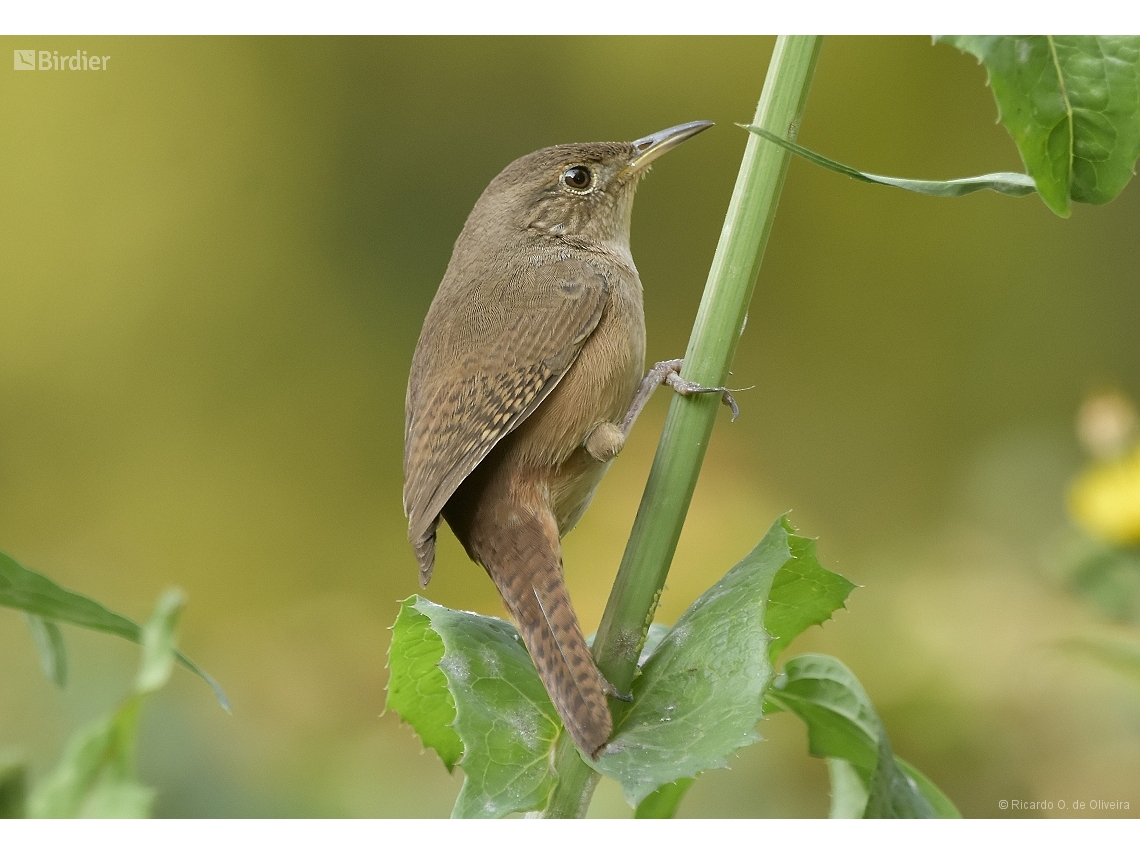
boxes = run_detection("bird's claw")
[599,673,633,703]
[721,389,740,421]
[665,371,745,422]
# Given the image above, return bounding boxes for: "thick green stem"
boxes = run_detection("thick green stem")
[542,34,823,818]
[539,736,601,818]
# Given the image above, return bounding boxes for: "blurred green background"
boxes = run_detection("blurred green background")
[2,36,1139,818]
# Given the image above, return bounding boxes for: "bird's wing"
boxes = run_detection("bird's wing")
[403,254,611,550]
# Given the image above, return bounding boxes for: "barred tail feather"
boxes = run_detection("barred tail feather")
[485,514,612,759]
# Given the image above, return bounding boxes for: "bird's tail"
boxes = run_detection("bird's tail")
[482,511,613,760]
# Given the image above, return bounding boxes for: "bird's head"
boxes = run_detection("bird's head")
[465,121,713,254]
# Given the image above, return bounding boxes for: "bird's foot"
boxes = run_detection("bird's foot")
[661,366,742,421]
[598,672,634,703]
[619,358,747,434]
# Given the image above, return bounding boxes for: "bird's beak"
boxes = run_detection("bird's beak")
[625,120,714,174]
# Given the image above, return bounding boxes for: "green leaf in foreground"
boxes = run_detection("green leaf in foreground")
[24,613,68,688]
[135,589,185,694]
[937,36,1140,217]
[28,698,155,818]
[0,549,228,710]
[27,589,185,818]
[745,125,1037,198]
[591,516,840,806]
[0,751,28,819]
[767,654,958,818]
[385,596,560,818]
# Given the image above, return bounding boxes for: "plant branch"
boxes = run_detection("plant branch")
[543,34,824,817]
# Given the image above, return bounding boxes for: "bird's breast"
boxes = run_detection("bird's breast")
[508,272,645,468]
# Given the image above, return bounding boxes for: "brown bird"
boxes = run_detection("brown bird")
[404,121,726,759]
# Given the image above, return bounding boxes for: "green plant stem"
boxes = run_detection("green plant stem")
[542,34,823,818]
[540,737,600,818]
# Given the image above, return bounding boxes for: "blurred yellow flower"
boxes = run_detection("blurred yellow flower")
[1070,447,1140,546]
[1077,391,1138,460]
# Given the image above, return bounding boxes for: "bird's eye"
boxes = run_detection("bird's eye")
[561,166,593,191]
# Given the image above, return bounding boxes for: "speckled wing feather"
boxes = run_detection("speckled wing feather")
[404,254,611,582]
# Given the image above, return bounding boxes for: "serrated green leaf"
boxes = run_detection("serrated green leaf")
[0,751,28,819]
[386,519,856,818]
[0,549,228,710]
[746,125,1037,198]
[28,589,185,818]
[634,777,695,819]
[24,613,68,688]
[385,597,463,771]
[768,654,955,818]
[591,516,802,806]
[388,596,561,818]
[937,36,1140,216]
[765,530,856,663]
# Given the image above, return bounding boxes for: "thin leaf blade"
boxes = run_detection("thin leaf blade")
[27,589,187,818]
[24,614,68,688]
[745,125,1037,197]
[0,550,228,710]
[135,588,184,694]
[28,699,153,818]
[1,550,138,638]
